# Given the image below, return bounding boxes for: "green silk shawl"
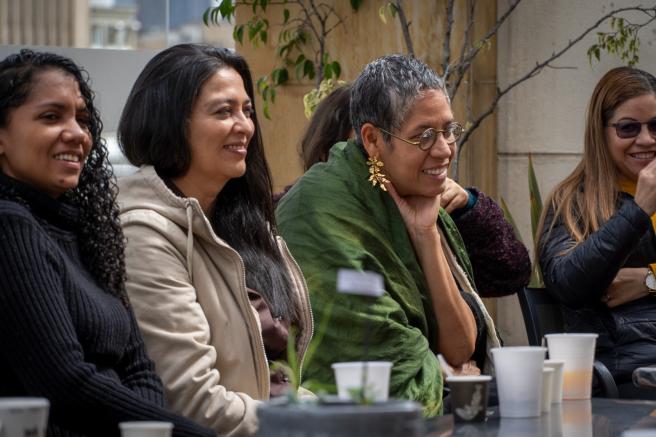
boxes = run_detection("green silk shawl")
[276,140,477,417]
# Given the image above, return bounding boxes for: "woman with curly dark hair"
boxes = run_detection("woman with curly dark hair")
[117,44,313,436]
[0,49,215,437]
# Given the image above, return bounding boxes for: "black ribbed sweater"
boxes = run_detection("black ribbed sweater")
[0,174,215,437]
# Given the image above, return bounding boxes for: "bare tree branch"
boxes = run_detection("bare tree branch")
[394,0,415,57]
[441,0,455,74]
[449,0,521,98]
[457,5,656,156]
[448,0,475,89]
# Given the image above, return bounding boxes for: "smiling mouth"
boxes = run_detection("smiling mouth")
[224,143,247,152]
[54,153,81,163]
[629,151,655,160]
[422,167,447,176]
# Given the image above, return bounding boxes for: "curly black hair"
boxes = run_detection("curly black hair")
[0,49,128,305]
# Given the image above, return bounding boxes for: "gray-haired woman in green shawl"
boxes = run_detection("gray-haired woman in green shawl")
[276,54,501,416]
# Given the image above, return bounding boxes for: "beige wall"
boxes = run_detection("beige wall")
[236,1,498,196]
[496,0,656,345]
[0,0,89,47]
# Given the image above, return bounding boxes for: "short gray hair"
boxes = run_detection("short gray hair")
[350,54,447,145]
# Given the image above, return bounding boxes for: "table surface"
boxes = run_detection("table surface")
[426,398,656,436]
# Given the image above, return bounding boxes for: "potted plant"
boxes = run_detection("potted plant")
[256,269,425,436]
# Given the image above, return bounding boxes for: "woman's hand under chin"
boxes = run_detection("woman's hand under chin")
[635,158,656,216]
[385,181,440,242]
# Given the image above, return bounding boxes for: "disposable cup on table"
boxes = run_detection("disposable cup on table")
[331,361,392,402]
[544,360,565,403]
[491,346,547,418]
[119,421,173,437]
[445,375,492,422]
[545,334,598,400]
[541,368,554,413]
[0,397,49,437]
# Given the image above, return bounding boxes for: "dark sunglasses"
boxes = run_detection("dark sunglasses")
[608,118,656,139]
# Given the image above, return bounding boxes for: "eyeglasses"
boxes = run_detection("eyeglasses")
[607,118,656,139]
[379,122,464,151]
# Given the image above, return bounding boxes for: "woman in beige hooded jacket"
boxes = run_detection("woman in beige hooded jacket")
[116,44,313,436]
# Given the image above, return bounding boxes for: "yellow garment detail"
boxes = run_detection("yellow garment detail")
[618,180,656,275]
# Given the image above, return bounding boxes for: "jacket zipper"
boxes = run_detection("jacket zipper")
[237,255,271,400]
[279,238,315,385]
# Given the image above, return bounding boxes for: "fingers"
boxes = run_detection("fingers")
[440,178,468,213]
[635,159,656,215]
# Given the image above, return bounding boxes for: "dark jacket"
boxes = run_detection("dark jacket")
[539,193,656,383]
[0,172,214,437]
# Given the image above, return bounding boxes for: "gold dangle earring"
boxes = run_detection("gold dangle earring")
[367,156,389,191]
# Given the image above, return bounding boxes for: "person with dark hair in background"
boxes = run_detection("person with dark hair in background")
[537,67,656,394]
[276,54,511,416]
[117,44,313,435]
[300,84,353,171]
[0,49,214,437]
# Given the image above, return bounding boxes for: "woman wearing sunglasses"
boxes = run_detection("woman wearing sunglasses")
[276,55,505,416]
[537,67,656,395]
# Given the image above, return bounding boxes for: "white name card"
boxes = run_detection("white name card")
[337,269,385,297]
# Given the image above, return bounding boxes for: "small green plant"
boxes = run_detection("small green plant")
[500,154,544,288]
[270,300,336,402]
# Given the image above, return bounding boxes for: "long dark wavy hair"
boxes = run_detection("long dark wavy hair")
[119,44,297,321]
[0,49,127,305]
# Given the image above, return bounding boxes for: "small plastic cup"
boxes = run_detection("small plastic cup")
[545,334,598,400]
[541,367,554,413]
[0,397,49,437]
[446,375,492,422]
[331,361,392,402]
[119,421,173,437]
[544,359,565,403]
[492,346,547,418]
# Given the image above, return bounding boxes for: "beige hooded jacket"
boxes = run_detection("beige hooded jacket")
[117,166,313,436]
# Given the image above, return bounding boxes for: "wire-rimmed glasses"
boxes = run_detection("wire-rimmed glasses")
[378,122,464,151]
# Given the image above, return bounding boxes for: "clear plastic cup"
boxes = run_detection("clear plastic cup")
[545,334,598,400]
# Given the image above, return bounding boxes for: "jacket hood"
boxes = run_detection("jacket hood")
[117,165,217,244]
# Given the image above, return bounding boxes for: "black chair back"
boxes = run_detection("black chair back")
[516,286,619,398]
[517,287,565,346]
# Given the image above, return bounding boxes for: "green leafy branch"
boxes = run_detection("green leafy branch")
[587,12,656,67]
[204,0,362,118]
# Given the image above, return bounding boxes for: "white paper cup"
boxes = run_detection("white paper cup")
[491,346,546,418]
[544,360,565,403]
[0,398,49,437]
[119,422,173,437]
[545,334,598,400]
[541,368,554,413]
[331,361,392,402]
